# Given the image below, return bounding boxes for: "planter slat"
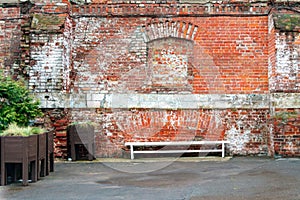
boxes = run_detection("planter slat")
[46,130,54,175]
[38,132,47,179]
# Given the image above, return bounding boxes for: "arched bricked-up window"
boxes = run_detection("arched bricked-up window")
[147,37,194,93]
[142,21,198,93]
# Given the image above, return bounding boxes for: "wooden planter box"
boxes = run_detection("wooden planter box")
[0,131,53,186]
[46,130,54,175]
[0,135,38,186]
[67,124,95,161]
[37,132,47,179]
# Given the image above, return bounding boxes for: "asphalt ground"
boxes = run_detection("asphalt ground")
[0,157,299,200]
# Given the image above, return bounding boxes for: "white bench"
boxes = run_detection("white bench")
[125,141,230,160]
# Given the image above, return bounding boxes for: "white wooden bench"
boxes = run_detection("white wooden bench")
[125,141,230,160]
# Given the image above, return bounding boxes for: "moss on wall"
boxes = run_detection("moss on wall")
[31,13,65,31]
[273,14,300,32]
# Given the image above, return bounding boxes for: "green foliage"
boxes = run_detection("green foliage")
[0,73,43,132]
[0,123,45,137]
[274,111,298,124]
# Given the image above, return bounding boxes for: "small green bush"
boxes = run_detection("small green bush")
[0,123,45,137]
[0,73,43,132]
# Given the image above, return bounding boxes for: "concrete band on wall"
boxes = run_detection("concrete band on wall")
[34,93,300,109]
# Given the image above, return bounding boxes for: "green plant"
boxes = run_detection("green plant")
[274,111,298,124]
[0,123,45,137]
[0,73,43,131]
[30,126,45,134]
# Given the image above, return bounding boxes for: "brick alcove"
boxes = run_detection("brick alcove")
[147,37,194,93]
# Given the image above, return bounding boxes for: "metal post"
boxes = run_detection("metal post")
[222,142,225,158]
[130,145,134,160]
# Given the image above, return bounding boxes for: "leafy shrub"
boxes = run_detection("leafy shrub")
[0,73,43,132]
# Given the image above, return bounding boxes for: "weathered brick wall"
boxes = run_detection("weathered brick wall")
[273,108,300,157]
[0,7,22,77]
[43,108,70,159]
[69,108,270,158]
[58,3,271,157]
[270,31,300,92]
[37,1,297,158]
[1,0,299,158]
[69,15,269,95]
[269,5,300,157]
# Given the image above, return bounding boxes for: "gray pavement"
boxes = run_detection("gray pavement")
[0,157,299,200]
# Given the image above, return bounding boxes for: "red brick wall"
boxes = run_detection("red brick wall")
[0,7,22,77]
[270,32,300,92]
[43,109,70,159]
[193,16,269,94]
[273,109,300,157]
[70,16,269,95]
[1,1,299,158]
[68,108,270,158]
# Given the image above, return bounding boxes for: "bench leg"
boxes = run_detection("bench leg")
[222,143,225,158]
[130,145,134,160]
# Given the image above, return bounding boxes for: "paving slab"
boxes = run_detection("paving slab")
[0,157,299,200]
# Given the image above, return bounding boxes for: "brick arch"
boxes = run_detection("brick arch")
[141,20,198,43]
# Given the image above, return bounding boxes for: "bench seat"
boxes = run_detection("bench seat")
[125,141,230,160]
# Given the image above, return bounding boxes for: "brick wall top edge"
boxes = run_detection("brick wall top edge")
[31,3,69,14]
[71,3,270,16]
[69,0,299,5]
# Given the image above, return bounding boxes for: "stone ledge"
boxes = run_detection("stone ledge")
[35,93,272,109]
[34,93,300,109]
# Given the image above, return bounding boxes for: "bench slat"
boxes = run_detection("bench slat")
[125,141,229,146]
[134,149,222,154]
[125,140,229,159]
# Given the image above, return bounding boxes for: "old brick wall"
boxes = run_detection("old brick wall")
[0,6,22,77]
[34,1,279,158]
[273,108,300,157]
[269,4,300,157]
[1,0,299,158]
[61,1,272,158]
[68,16,269,95]
[43,108,70,158]
[68,108,270,158]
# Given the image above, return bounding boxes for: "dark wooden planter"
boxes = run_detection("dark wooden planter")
[46,130,54,175]
[37,132,47,179]
[0,135,38,186]
[67,124,95,161]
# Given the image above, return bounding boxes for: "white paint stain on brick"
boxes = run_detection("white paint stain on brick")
[276,33,298,74]
[30,35,64,92]
[226,126,250,154]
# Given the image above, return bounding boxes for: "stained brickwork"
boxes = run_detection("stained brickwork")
[273,109,300,157]
[147,38,194,93]
[0,7,22,77]
[0,0,299,158]
[43,109,70,158]
[69,108,270,158]
[69,16,269,94]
